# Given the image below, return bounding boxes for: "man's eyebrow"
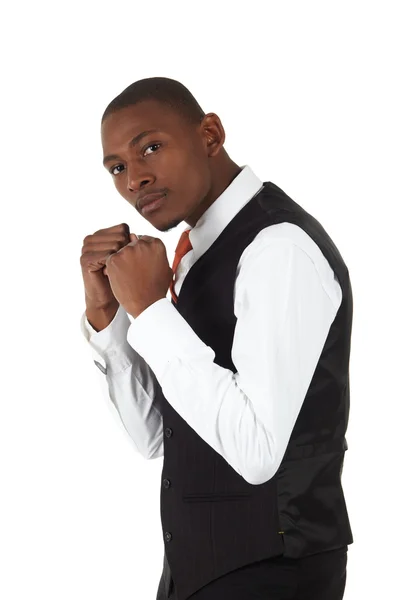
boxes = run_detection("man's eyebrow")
[102,129,162,166]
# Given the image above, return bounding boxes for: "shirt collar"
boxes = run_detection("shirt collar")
[185,165,264,262]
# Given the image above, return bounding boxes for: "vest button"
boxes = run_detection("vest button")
[163,478,171,489]
[165,428,173,438]
[165,531,172,542]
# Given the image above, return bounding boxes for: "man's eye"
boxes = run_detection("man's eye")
[109,143,161,175]
[144,143,161,156]
[110,164,124,176]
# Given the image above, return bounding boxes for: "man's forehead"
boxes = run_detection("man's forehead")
[101,102,179,137]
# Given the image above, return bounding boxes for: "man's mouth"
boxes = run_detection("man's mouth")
[140,193,167,214]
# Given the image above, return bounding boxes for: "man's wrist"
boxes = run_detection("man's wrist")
[125,295,166,320]
[85,301,120,332]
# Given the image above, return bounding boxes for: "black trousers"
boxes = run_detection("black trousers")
[157,546,348,600]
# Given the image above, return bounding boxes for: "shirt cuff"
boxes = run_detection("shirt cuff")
[127,298,213,382]
[80,304,133,373]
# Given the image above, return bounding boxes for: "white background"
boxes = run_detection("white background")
[1,1,398,598]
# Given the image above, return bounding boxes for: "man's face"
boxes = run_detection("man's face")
[101,100,212,231]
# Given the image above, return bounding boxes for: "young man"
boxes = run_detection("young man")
[80,77,353,600]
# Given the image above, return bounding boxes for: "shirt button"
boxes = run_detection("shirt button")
[165,428,173,438]
[163,478,171,489]
[165,531,172,542]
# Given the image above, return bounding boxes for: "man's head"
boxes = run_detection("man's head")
[101,77,240,232]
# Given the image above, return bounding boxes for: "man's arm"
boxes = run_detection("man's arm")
[81,304,164,459]
[124,232,341,483]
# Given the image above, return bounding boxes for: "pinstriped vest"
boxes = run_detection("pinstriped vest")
[157,182,353,600]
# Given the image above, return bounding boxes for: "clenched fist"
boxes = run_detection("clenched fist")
[80,223,145,331]
[80,222,173,326]
[80,222,138,311]
[104,234,173,319]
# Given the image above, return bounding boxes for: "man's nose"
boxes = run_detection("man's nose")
[127,163,155,193]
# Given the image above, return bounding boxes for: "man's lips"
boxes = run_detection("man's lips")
[139,192,166,211]
[139,192,167,214]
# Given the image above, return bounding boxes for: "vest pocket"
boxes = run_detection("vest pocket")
[182,491,252,503]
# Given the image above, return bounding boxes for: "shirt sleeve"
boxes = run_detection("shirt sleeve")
[126,239,339,484]
[80,304,164,459]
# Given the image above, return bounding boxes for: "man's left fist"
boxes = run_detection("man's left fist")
[104,234,173,318]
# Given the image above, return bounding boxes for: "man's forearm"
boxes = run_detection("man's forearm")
[85,301,119,332]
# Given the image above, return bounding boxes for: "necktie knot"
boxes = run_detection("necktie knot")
[169,229,193,302]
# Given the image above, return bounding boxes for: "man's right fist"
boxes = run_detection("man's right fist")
[80,222,138,310]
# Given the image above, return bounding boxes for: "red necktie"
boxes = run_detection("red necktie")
[169,229,193,303]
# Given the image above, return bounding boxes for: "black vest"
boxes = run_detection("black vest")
[159,182,353,600]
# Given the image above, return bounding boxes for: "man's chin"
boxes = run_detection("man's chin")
[153,217,183,233]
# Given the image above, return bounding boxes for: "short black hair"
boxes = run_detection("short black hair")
[101,77,206,127]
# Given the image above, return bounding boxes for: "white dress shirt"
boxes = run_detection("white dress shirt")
[80,165,342,485]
